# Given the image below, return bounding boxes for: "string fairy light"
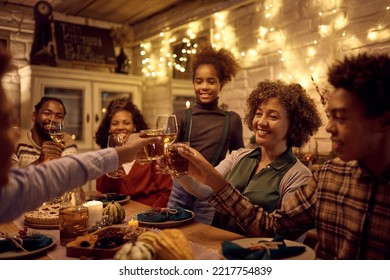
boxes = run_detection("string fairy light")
[137,0,388,80]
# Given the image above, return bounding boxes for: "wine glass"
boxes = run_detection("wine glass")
[106,134,126,178]
[156,114,178,147]
[49,119,65,143]
[155,114,178,174]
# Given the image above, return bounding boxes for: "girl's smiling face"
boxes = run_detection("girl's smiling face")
[193,64,222,104]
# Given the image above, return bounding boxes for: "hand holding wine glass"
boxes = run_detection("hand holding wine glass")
[38,119,65,163]
[155,114,178,174]
[49,119,65,143]
[106,134,126,178]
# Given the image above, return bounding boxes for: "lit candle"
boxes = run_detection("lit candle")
[83,201,103,227]
[128,215,139,227]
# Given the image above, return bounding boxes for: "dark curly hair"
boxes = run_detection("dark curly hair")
[191,43,240,88]
[327,52,390,118]
[95,98,148,148]
[244,80,323,148]
[34,96,66,115]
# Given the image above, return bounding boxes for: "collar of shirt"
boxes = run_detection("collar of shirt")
[248,147,295,171]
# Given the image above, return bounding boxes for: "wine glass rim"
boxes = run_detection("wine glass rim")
[49,119,65,123]
[140,128,164,133]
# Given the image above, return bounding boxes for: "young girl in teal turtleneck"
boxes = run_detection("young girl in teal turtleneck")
[167,44,244,224]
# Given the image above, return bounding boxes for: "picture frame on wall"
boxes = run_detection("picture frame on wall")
[0,28,9,49]
[0,37,9,49]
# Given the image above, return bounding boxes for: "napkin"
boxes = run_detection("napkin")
[137,207,192,222]
[0,239,13,253]
[0,234,53,252]
[21,234,53,251]
[222,235,306,260]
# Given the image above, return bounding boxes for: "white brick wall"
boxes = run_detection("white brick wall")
[1,0,389,157]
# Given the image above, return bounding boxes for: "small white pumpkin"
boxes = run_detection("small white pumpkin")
[114,241,156,260]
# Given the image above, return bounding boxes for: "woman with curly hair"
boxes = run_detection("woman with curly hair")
[177,53,390,259]
[95,98,172,208]
[175,80,322,238]
[167,43,245,224]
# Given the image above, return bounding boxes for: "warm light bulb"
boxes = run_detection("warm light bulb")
[248,49,257,56]
[308,47,316,57]
[368,31,377,40]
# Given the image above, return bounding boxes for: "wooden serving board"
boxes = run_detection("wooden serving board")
[66,241,122,259]
[66,226,150,259]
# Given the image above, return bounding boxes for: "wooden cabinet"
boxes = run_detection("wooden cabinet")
[19,65,143,151]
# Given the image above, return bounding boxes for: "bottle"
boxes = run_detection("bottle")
[59,187,89,245]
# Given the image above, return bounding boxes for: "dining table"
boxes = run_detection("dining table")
[0,199,245,260]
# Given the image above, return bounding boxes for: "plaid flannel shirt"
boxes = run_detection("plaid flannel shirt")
[209,158,390,259]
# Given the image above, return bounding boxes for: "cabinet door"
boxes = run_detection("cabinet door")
[33,77,93,150]
[92,82,142,149]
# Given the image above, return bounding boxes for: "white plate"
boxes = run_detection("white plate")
[231,237,316,260]
[191,241,222,260]
[0,234,56,260]
[137,209,195,228]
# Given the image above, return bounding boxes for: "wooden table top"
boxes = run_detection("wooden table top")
[0,200,244,260]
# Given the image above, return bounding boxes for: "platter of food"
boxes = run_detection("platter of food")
[66,226,152,259]
[23,200,61,229]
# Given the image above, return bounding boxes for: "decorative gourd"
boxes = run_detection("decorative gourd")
[103,201,125,224]
[137,229,194,259]
[114,241,156,260]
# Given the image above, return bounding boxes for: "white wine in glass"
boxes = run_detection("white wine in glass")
[155,114,178,174]
[49,120,65,143]
[156,114,178,145]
